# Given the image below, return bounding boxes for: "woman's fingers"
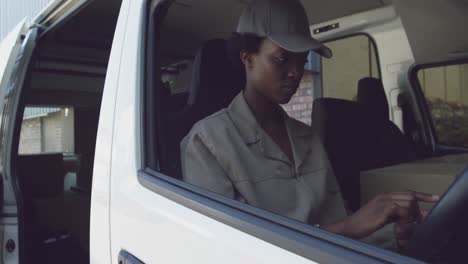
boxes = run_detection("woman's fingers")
[388,199,423,223]
[388,202,422,224]
[390,200,414,208]
[382,191,440,224]
[348,191,440,240]
[394,222,416,241]
[420,210,431,222]
[412,191,440,203]
[387,191,439,203]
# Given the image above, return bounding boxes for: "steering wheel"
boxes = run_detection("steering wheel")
[405,166,468,262]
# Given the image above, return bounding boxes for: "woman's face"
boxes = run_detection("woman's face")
[242,38,308,104]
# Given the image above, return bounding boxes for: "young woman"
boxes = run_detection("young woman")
[181,0,438,248]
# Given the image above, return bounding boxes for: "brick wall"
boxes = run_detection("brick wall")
[18,118,42,154]
[19,109,74,154]
[282,71,314,125]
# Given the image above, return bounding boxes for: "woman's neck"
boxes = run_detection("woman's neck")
[243,85,283,127]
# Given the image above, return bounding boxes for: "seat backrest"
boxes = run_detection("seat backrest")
[357,77,418,166]
[161,39,245,178]
[18,153,66,198]
[185,38,245,113]
[17,153,67,260]
[312,97,417,210]
[311,98,372,210]
[312,81,419,210]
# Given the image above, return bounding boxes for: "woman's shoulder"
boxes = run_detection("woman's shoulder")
[284,115,325,149]
[285,115,315,136]
[187,108,232,138]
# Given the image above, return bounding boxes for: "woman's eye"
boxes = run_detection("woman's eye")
[275,56,287,63]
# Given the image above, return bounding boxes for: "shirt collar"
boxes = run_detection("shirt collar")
[227,91,315,168]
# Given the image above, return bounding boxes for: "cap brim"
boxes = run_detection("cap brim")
[268,34,332,58]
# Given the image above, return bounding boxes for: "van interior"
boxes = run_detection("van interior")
[10,0,468,263]
[13,0,121,263]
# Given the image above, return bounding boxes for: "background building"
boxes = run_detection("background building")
[0,0,53,41]
[2,0,75,155]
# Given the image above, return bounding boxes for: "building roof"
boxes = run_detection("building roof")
[23,107,61,120]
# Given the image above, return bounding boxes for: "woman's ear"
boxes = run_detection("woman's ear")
[240,51,254,69]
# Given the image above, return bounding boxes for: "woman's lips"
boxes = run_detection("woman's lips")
[281,84,299,92]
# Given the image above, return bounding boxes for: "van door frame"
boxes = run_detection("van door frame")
[0,25,39,264]
[409,59,468,155]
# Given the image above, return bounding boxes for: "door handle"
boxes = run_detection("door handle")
[118,250,144,264]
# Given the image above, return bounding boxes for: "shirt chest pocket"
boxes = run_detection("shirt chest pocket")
[242,158,295,183]
[234,169,307,219]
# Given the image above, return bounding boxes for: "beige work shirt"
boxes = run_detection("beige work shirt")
[181,92,346,225]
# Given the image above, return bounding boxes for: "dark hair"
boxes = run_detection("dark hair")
[226,32,264,72]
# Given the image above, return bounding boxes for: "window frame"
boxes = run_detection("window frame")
[409,59,468,153]
[315,33,382,99]
[140,1,423,263]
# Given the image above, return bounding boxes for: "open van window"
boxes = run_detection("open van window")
[417,63,468,148]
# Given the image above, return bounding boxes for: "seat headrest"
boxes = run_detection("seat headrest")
[187,39,245,111]
[357,77,389,120]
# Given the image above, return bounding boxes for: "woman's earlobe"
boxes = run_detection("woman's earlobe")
[240,52,253,68]
[240,52,248,65]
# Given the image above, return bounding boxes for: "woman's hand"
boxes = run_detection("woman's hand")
[321,191,439,240]
[394,207,431,248]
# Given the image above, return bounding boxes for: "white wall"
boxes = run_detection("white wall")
[0,0,53,42]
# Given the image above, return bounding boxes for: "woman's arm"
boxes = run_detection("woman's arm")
[181,131,235,199]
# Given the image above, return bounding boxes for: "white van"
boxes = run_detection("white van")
[1,0,467,263]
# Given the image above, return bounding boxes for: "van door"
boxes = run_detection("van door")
[0,20,37,264]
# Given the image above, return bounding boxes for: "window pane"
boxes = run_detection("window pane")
[418,63,468,147]
[19,106,75,154]
[322,35,380,100]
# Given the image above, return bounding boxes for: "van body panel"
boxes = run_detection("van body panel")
[0,20,27,117]
[89,0,132,263]
[311,6,397,41]
[394,0,468,64]
[369,18,415,129]
[0,24,38,264]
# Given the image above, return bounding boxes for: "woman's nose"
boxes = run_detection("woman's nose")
[287,64,302,80]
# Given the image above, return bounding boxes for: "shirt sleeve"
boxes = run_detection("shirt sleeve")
[317,167,347,225]
[318,145,396,249]
[181,130,235,199]
[314,137,347,225]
